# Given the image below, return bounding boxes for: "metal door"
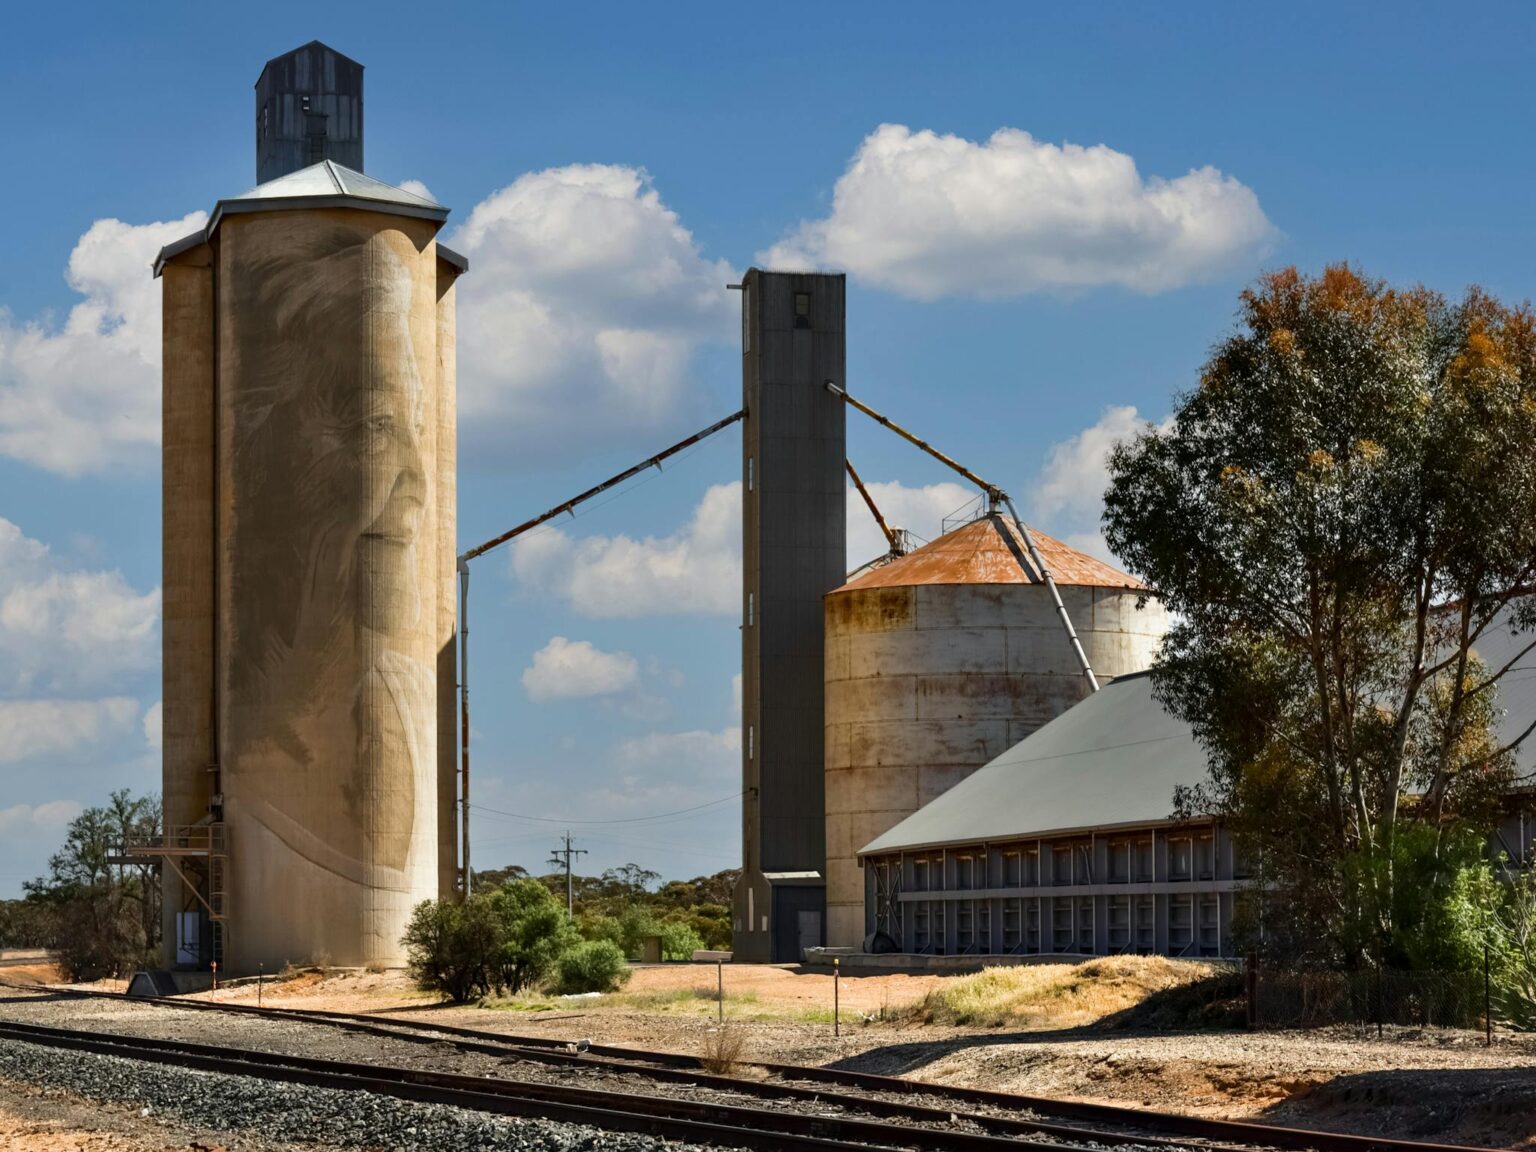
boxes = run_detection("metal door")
[797,910,822,959]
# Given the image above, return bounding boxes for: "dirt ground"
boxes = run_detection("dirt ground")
[0,1080,221,1152]
[21,960,1536,1147]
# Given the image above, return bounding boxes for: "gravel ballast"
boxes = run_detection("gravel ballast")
[0,1035,722,1152]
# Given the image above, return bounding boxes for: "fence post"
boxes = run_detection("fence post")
[1485,944,1492,1048]
[833,957,840,1038]
[1382,970,1394,1044]
[717,959,723,1025]
[1245,951,1259,1029]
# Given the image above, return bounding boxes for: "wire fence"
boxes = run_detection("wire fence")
[1248,958,1490,1031]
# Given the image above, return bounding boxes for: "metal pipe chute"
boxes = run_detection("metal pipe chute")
[846,458,906,559]
[453,409,748,894]
[824,380,1099,691]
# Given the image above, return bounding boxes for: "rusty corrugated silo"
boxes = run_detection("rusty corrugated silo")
[822,514,1168,949]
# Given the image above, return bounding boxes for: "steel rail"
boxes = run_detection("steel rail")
[0,989,1203,1151]
[0,982,1498,1152]
[0,1018,1132,1152]
[824,381,1098,690]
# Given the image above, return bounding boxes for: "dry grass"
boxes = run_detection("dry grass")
[887,956,1226,1029]
[699,1026,749,1074]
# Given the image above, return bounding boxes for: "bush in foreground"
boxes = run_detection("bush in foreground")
[403,879,583,1002]
[555,939,632,995]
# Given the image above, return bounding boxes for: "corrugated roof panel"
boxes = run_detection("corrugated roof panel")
[153,162,451,278]
[857,672,1205,855]
[230,161,443,210]
[836,515,1141,593]
[859,600,1536,856]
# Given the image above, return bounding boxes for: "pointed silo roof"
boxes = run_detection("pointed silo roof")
[153,161,466,277]
[836,513,1142,593]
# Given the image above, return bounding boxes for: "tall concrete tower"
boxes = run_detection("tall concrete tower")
[154,43,465,974]
[734,270,847,963]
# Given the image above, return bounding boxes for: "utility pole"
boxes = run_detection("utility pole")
[548,832,587,918]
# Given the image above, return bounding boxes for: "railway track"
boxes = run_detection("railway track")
[0,980,1498,1152]
[0,1015,1196,1152]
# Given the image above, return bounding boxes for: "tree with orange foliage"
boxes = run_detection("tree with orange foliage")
[1106,265,1536,972]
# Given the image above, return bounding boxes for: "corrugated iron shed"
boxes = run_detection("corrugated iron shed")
[858,599,1536,859]
[857,671,1203,857]
[837,514,1141,593]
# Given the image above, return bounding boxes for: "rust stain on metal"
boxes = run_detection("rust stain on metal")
[825,585,914,632]
[834,515,1141,593]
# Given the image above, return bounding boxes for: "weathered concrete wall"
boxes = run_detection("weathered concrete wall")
[214,208,443,971]
[160,242,217,965]
[434,259,460,900]
[823,582,1168,949]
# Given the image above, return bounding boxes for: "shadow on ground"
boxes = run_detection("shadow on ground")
[1263,1065,1536,1147]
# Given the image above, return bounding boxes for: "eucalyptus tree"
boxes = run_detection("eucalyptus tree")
[1105,265,1536,968]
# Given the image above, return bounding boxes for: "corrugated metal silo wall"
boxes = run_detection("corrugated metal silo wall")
[823,582,1169,949]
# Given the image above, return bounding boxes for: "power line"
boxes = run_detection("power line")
[470,791,743,826]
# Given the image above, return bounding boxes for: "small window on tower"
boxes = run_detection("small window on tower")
[794,292,811,329]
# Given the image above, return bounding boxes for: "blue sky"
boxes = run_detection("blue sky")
[1,1,1533,894]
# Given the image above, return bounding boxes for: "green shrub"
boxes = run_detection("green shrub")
[489,879,580,993]
[658,919,706,961]
[556,939,632,994]
[403,878,580,1002]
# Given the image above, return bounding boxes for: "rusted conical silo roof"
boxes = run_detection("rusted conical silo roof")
[835,513,1141,592]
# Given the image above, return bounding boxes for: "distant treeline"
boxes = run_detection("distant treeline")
[472,862,736,956]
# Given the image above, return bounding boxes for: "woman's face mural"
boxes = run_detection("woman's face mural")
[226,216,438,894]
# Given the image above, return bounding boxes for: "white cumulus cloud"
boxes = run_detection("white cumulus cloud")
[142,699,163,751]
[0,522,158,694]
[449,164,737,460]
[0,517,160,693]
[0,799,83,835]
[760,124,1276,299]
[522,636,640,702]
[0,212,206,475]
[848,479,974,565]
[0,697,139,765]
[1031,405,1171,564]
[512,482,742,618]
[511,479,975,618]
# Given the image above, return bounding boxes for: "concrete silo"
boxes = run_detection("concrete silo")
[823,514,1168,949]
[155,43,465,973]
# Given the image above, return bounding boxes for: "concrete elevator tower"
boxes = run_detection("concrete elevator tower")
[734,270,847,963]
[154,42,465,974]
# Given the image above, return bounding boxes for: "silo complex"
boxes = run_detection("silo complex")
[156,44,465,973]
[823,515,1169,949]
